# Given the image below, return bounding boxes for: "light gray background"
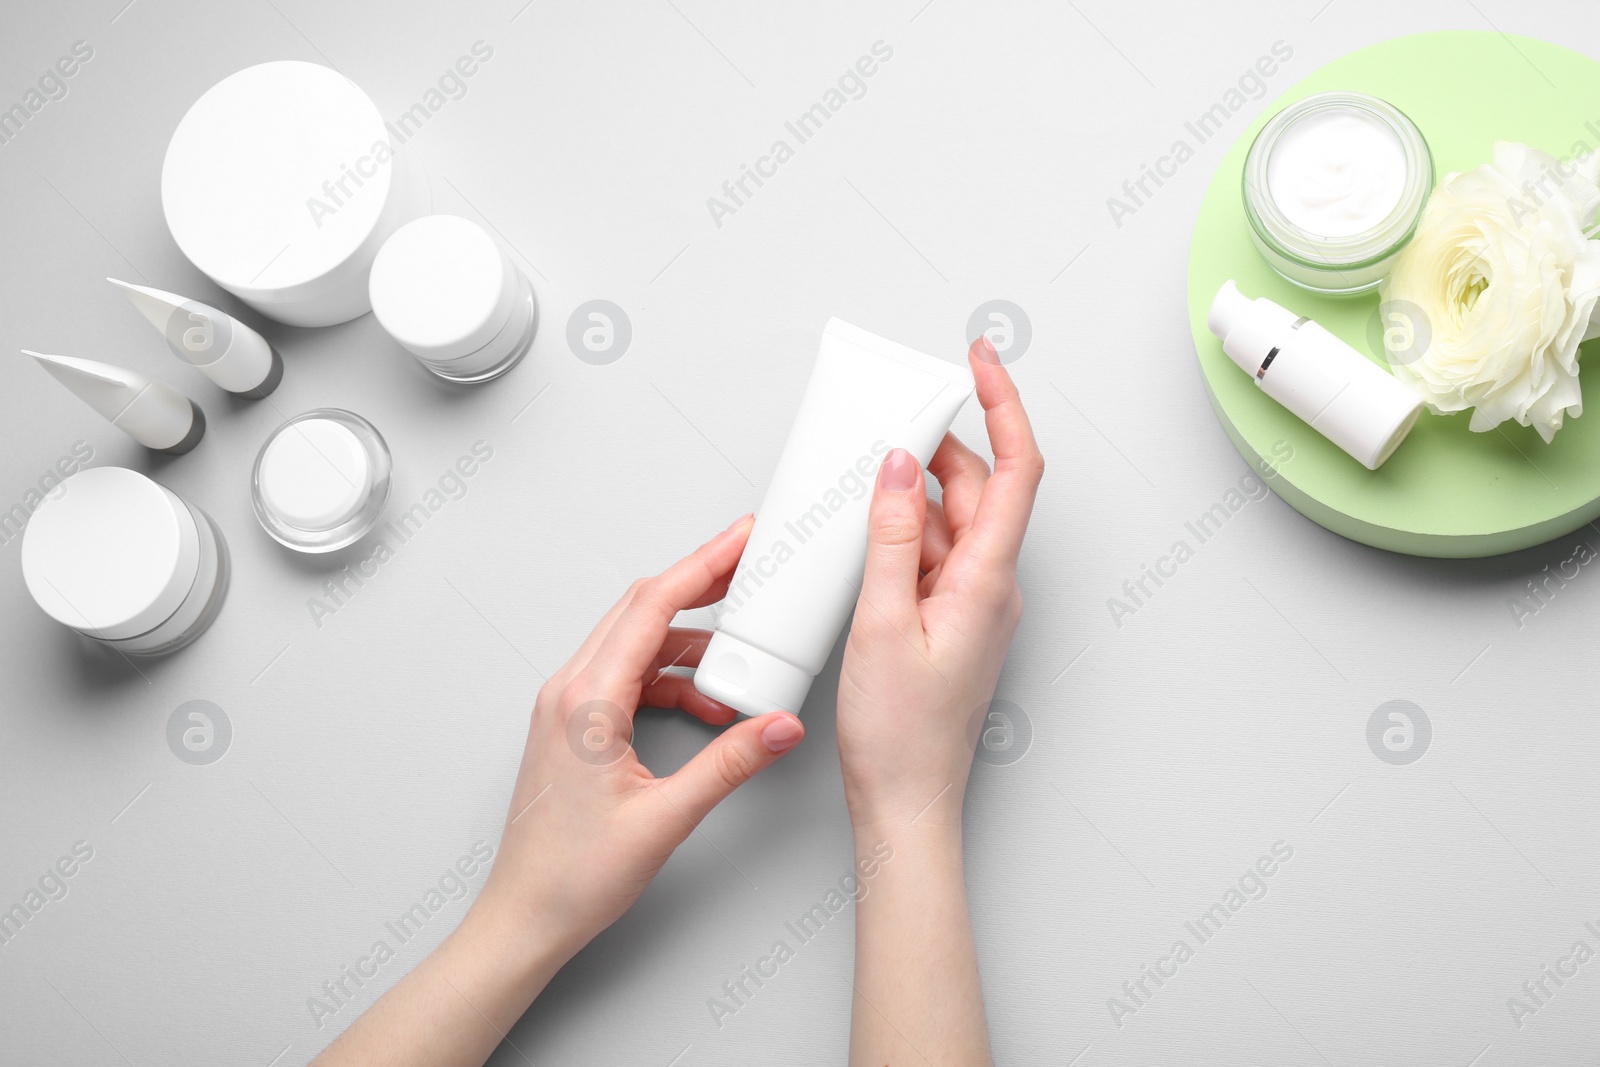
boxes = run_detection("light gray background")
[2,1,1597,1064]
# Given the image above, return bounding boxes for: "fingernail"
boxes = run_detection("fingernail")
[971,334,1000,365]
[880,449,918,492]
[761,715,804,753]
[725,512,754,533]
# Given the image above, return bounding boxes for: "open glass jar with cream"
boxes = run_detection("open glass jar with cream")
[1242,92,1433,295]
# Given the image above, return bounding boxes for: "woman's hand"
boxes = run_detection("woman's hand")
[837,336,1042,1067]
[836,336,1044,833]
[313,518,805,1067]
[472,513,806,957]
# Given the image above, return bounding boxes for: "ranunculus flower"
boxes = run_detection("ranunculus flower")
[1381,142,1600,443]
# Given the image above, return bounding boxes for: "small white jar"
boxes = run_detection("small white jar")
[1242,92,1433,296]
[252,409,392,553]
[162,61,430,326]
[369,215,538,383]
[21,468,229,656]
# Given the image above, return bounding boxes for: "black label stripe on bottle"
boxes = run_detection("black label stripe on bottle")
[1257,347,1279,380]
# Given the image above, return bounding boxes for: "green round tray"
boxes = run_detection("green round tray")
[1187,30,1600,558]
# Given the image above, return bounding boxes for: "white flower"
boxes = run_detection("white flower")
[1381,141,1600,443]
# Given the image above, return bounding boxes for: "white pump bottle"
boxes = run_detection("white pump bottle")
[1208,280,1422,470]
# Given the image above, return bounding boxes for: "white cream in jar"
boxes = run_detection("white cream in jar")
[1243,92,1433,295]
[1265,108,1408,237]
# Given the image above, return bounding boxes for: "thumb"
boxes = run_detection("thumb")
[859,448,926,631]
[654,713,804,827]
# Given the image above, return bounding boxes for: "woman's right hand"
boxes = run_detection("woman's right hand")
[835,336,1044,834]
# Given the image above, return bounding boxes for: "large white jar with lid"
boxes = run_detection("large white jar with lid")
[21,468,229,655]
[162,61,430,326]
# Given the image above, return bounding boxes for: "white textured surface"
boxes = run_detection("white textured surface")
[1,2,1598,1065]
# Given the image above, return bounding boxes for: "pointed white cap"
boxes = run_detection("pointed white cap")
[108,277,240,370]
[107,277,193,335]
[23,350,143,422]
[107,277,282,396]
[24,350,200,451]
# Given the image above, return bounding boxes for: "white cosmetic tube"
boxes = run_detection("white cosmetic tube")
[108,278,283,397]
[693,318,974,717]
[24,350,206,454]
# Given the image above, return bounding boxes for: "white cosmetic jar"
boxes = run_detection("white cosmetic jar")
[1242,92,1433,296]
[21,468,230,656]
[162,61,430,327]
[252,409,392,553]
[369,215,538,383]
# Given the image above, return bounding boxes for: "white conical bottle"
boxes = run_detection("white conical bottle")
[108,277,283,397]
[23,351,206,454]
[1207,280,1423,470]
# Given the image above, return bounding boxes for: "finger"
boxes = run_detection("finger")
[682,566,742,610]
[586,514,756,699]
[922,498,955,574]
[652,713,804,827]
[553,519,753,686]
[858,448,928,635]
[639,673,740,726]
[545,590,633,689]
[963,335,1045,569]
[926,431,990,538]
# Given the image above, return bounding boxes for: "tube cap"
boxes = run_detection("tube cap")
[693,631,813,718]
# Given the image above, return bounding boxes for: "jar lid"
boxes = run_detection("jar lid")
[161,61,393,296]
[21,467,201,639]
[252,409,392,553]
[369,215,517,362]
[257,416,373,530]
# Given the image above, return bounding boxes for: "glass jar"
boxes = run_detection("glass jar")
[1242,91,1433,296]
